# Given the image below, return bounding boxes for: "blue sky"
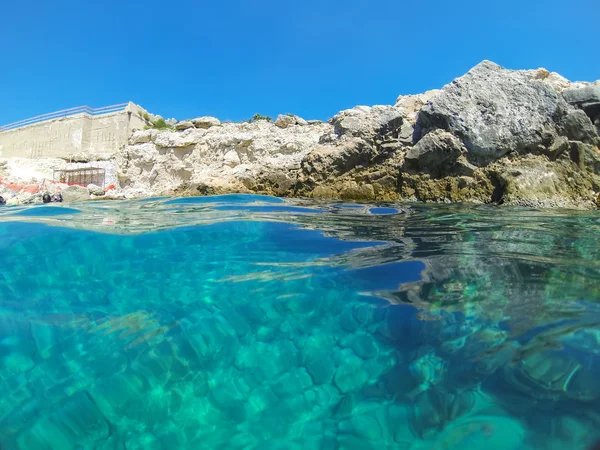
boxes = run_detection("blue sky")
[1,0,598,125]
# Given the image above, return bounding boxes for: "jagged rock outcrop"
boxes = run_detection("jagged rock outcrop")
[563,82,600,134]
[414,61,591,161]
[115,60,600,209]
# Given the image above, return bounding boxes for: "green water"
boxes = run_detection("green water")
[0,195,599,449]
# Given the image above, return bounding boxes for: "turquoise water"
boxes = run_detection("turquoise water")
[1,195,600,450]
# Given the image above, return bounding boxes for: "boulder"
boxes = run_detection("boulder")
[175,120,194,131]
[563,82,600,106]
[561,109,599,144]
[562,82,600,129]
[274,114,308,129]
[330,105,404,141]
[395,89,440,124]
[404,130,466,177]
[61,185,90,202]
[192,116,221,129]
[87,184,105,196]
[415,60,571,161]
[129,130,153,145]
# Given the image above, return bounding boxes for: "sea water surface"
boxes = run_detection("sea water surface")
[1,195,600,450]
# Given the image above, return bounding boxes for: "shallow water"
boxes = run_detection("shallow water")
[1,195,600,450]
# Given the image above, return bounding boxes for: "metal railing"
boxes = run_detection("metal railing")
[53,167,106,188]
[0,103,129,132]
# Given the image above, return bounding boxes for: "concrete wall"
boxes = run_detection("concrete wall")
[0,102,147,160]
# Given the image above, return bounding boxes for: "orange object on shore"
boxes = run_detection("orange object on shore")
[0,178,40,193]
[104,184,116,192]
[22,185,40,193]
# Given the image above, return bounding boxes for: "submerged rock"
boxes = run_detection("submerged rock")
[502,349,600,402]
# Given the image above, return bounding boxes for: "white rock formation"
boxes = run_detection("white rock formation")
[192,116,221,129]
[117,118,331,197]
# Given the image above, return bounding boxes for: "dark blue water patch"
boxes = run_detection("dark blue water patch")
[348,260,426,291]
[369,207,400,215]
[214,205,325,214]
[164,194,284,205]
[9,206,81,217]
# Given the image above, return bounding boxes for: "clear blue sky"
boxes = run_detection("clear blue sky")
[1,0,598,125]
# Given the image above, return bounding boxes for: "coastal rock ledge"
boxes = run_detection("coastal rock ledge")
[117,61,600,208]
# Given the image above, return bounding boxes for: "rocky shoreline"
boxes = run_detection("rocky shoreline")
[2,60,600,208]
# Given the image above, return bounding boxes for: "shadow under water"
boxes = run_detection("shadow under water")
[0,195,599,449]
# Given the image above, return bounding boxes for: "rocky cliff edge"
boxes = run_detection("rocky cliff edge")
[116,61,600,208]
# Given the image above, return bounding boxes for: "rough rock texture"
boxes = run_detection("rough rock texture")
[274,114,308,128]
[395,89,440,124]
[192,116,221,129]
[175,120,194,131]
[404,130,469,178]
[115,61,600,209]
[62,185,91,202]
[117,119,330,198]
[87,184,105,196]
[562,82,600,134]
[415,61,575,161]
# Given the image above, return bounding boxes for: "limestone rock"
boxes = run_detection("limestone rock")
[528,68,572,92]
[87,184,105,196]
[489,155,600,208]
[404,130,466,177]
[330,105,404,141]
[61,185,90,202]
[563,82,600,106]
[116,117,331,197]
[563,81,600,130]
[175,120,194,131]
[395,89,440,124]
[561,109,599,144]
[192,116,221,129]
[129,130,153,145]
[274,114,308,128]
[110,60,600,209]
[152,130,198,148]
[415,60,571,161]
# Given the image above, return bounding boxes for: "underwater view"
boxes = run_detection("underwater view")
[1,194,600,450]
